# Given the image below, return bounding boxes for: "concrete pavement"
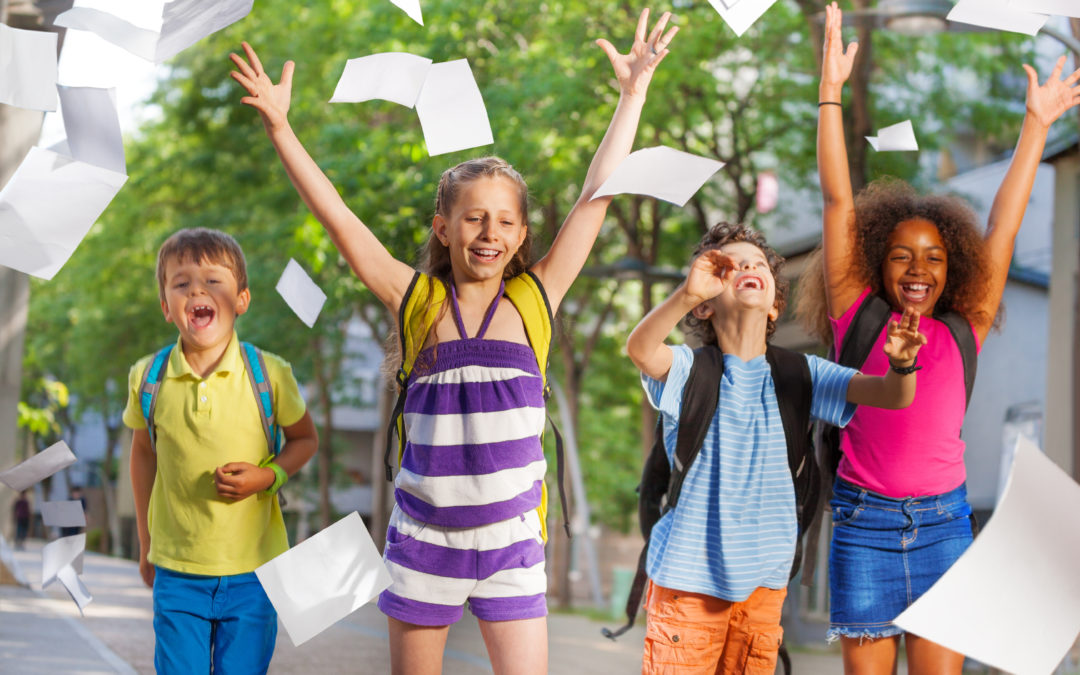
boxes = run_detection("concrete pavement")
[1,539,849,674]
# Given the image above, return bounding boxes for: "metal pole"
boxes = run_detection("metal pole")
[547,378,604,608]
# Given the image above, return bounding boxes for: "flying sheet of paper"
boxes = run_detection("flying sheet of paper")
[255,511,392,647]
[1012,0,1080,17]
[42,501,87,528]
[0,146,128,280]
[591,146,725,207]
[56,563,93,614]
[276,259,327,328]
[390,0,423,25]
[707,0,777,37]
[0,441,78,492]
[329,53,433,107]
[866,120,919,152]
[56,0,254,62]
[42,534,86,588]
[895,438,1080,675]
[58,85,127,175]
[0,24,59,111]
[947,0,1049,36]
[415,60,494,157]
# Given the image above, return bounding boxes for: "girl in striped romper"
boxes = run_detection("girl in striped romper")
[231,8,678,673]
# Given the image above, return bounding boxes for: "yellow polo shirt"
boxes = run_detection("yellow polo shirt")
[123,333,306,576]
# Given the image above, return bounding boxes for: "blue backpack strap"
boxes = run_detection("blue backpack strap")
[138,345,174,454]
[239,342,279,456]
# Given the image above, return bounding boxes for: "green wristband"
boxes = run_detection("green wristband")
[259,457,289,495]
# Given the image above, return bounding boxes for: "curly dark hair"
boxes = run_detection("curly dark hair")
[796,178,996,347]
[855,178,993,326]
[683,222,789,345]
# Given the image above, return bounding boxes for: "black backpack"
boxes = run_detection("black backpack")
[801,294,979,571]
[603,343,820,642]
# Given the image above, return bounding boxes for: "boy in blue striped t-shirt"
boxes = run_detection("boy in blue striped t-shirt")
[625,222,925,674]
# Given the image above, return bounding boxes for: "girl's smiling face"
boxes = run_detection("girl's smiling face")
[433,176,527,284]
[881,217,948,316]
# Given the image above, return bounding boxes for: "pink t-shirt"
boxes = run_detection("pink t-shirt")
[830,289,981,498]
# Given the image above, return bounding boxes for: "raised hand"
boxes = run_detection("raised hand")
[883,307,926,365]
[229,42,295,133]
[685,249,736,305]
[596,8,679,98]
[1023,55,1080,129]
[820,2,858,95]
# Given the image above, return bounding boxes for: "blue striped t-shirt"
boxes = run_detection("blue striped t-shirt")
[642,345,857,602]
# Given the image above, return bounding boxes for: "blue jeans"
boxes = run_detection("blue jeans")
[153,566,277,674]
[827,478,973,640]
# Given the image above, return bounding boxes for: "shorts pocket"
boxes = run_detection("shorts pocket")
[384,522,426,550]
[742,625,783,674]
[643,620,719,670]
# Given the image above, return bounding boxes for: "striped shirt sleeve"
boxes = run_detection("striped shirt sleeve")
[641,344,693,420]
[806,353,858,427]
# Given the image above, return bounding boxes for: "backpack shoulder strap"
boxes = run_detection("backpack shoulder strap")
[383,272,446,481]
[666,345,724,512]
[239,342,279,456]
[938,311,978,408]
[138,345,174,455]
[837,294,892,369]
[765,345,813,479]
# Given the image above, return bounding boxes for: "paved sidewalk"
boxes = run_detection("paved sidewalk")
[1,539,847,674]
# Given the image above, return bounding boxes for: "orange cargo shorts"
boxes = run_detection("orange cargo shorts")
[641,581,786,675]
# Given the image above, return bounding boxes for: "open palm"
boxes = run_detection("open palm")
[883,307,926,364]
[596,8,678,98]
[1024,55,1080,129]
[230,41,295,133]
[821,2,858,91]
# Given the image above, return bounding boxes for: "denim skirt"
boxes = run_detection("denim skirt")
[827,477,973,641]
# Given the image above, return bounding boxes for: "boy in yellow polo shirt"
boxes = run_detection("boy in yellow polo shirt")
[123,228,317,674]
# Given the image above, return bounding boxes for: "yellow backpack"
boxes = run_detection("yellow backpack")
[382,270,569,542]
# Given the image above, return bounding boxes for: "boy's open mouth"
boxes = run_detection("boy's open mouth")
[900,282,931,304]
[735,275,764,291]
[470,248,501,263]
[189,305,216,329]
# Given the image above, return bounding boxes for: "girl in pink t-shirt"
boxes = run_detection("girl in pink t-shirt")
[801,4,1080,673]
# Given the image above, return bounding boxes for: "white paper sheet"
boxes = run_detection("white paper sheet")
[390,0,424,25]
[329,53,433,107]
[947,0,1049,36]
[56,563,93,614]
[0,441,78,492]
[0,146,128,280]
[591,146,725,207]
[41,500,87,528]
[706,0,777,37]
[275,259,327,328]
[42,533,85,588]
[894,438,1080,675]
[1012,0,1080,17]
[0,24,59,111]
[415,60,494,157]
[255,512,392,647]
[58,85,127,175]
[866,119,919,152]
[56,0,254,63]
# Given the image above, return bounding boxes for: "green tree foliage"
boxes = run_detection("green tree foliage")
[23,0,1040,539]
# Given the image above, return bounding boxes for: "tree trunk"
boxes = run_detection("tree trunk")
[848,0,875,193]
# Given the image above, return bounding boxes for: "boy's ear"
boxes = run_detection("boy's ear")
[432,214,448,246]
[235,288,251,316]
[768,303,780,323]
[691,302,714,321]
[161,298,174,323]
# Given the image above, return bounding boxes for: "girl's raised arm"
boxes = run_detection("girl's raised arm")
[230,42,416,314]
[530,8,678,312]
[975,55,1080,341]
[817,2,863,319]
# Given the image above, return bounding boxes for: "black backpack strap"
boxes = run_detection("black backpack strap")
[765,345,817,582]
[837,294,893,369]
[604,346,724,640]
[938,311,978,408]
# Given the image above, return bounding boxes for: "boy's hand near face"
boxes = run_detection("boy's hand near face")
[883,307,926,367]
[685,249,736,305]
[215,462,274,500]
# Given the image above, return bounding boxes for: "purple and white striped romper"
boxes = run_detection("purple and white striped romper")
[378,279,549,626]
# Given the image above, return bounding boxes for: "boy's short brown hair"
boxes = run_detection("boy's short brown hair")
[156,228,248,302]
[683,222,788,345]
